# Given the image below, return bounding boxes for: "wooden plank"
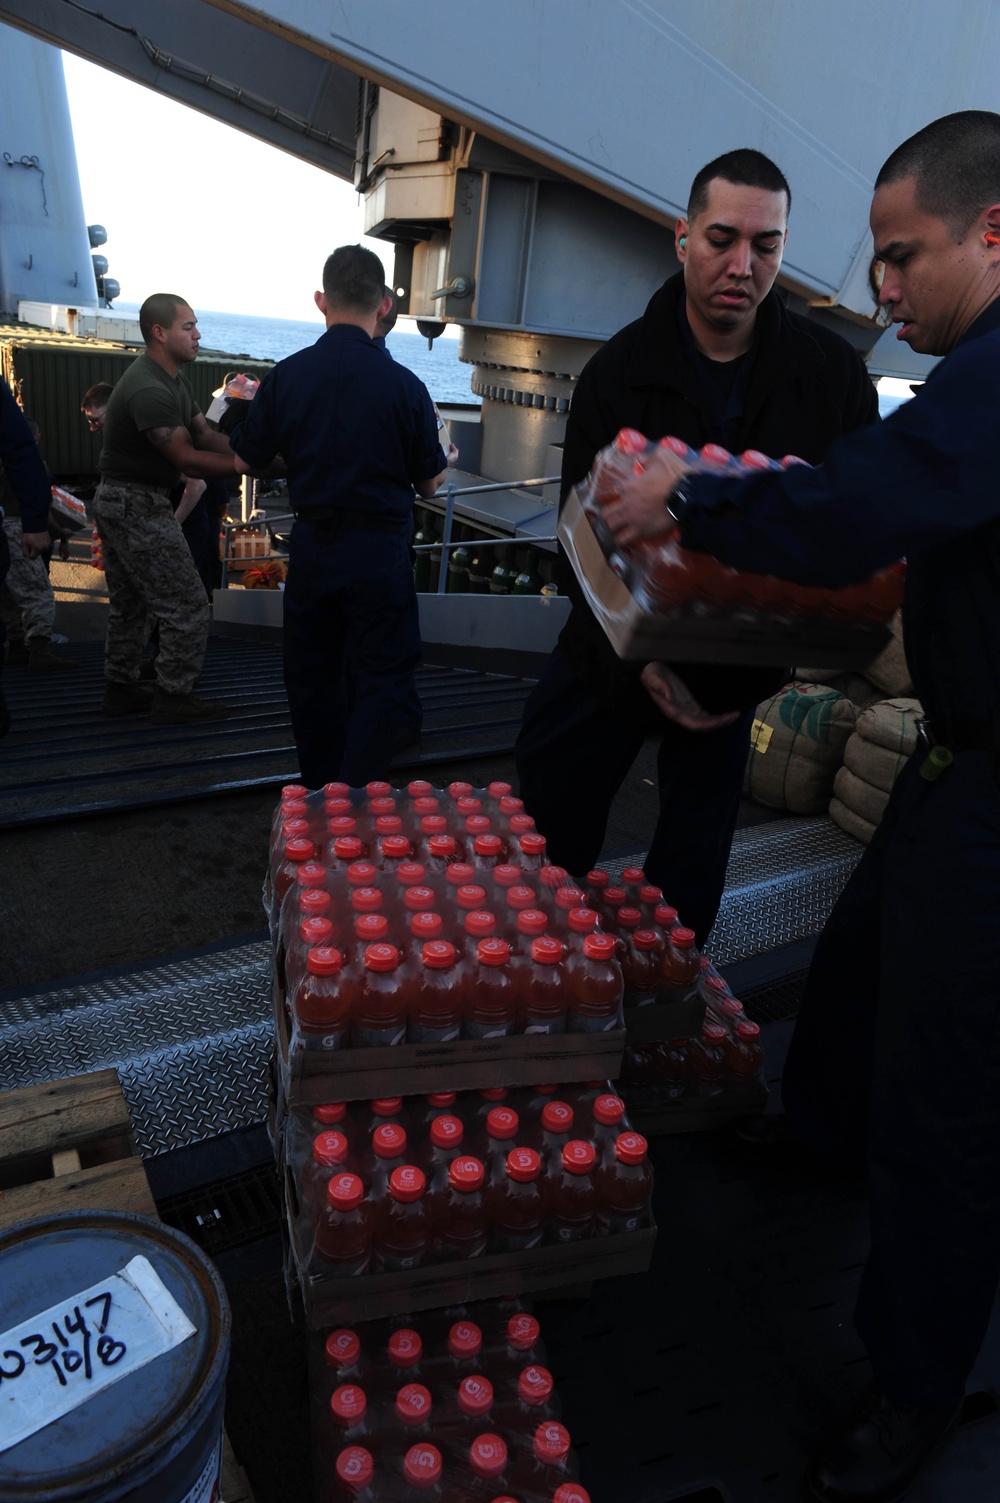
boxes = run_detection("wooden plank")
[0,1070,135,1162]
[0,1157,157,1230]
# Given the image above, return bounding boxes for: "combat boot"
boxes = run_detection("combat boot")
[102,681,155,717]
[28,637,79,670]
[150,689,230,725]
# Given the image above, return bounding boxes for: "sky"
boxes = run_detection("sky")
[61,52,386,323]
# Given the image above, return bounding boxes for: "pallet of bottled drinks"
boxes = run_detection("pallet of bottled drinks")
[279,1080,656,1327]
[313,1297,591,1503]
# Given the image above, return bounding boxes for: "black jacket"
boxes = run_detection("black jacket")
[557,272,880,721]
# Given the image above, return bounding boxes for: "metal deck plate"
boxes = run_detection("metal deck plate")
[0,817,861,1158]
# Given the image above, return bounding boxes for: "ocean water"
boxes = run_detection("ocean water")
[113,303,479,407]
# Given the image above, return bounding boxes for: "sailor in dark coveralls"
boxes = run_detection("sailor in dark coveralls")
[607,111,1000,1503]
[0,377,52,737]
[231,245,446,788]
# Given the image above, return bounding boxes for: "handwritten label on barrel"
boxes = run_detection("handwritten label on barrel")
[0,1254,196,1454]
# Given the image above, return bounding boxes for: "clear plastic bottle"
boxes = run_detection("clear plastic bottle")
[595,1131,653,1234]
[353,943,407,1047]
[493,1312,546,1377]
[373,1165,430,1272]
[597,886,626,933]
[325,834,366,884]
[461,906,498,962]
[535,866,570,912]
[552,886,587,922]
[723,1018,765,1092]
[619,928,661,1009]
[367,1122,409,1198]
[301,1129,359,1226]
[314,1172,372,1275]
[322,1328,370,1391]
[327,1445,377,1501]
[441,1319,485,1383]
[688,1022,728,1096]
[380,1328,426,1392]
[637,884,664,923]
[423,1113,465,1190]
[329,1383,371,1445]
[407,910,445,959]
[431,1156,488,1260]
[465,816,494,845]
[472,834,506,872]
[393,1383,435,1443]
[284,911,334,1001]
[295,946,354,1052]
[452,1435,511,1500]
[619,865,647,904]
[483,1106,520,1188]
[516,937,567,1035]
[465,939,516,1040]
[538,1100,575,1168]
[443,863,477,911]
[410,941,463,1043]
[497,793,526,827]
[508,813,537,840]
[272,835,318,928]
[653,1039,691,1099]
[396,1442,444,1500]
[501,885,541,942]
[494,1365,560,1444]
[442,1374,496,1451]
[545,1142,598,1242]
[590,1094,627,1166]
[490,864,524,902]
[563,906,599,955]
[660,926,700,1001]
[488,1147,544,1252]
[511,1423,577,1499]
[584,868,609,909]
[517,833,548,873]
[421,828,459,871]
[565,934,623,1033]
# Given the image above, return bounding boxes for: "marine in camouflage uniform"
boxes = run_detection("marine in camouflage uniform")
[0,444,77,671]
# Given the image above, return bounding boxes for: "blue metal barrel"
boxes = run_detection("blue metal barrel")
[0,1210,231,1502]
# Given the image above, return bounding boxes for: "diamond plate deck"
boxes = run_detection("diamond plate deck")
[0,818,861,1157]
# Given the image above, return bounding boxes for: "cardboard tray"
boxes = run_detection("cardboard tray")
[558,492,892,669]
[282,1165,655,1328]
[273,971,626,1106]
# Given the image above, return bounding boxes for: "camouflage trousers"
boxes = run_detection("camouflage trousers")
[93,481,208,695]
[0,516,55,644]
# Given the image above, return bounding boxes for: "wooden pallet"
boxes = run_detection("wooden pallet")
[0,1069,255,1503]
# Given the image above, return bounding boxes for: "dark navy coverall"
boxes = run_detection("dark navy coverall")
[231,325,444,788]
[0,377,51,732]
[671,297,1000,1406]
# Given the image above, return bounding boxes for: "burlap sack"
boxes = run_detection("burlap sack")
[743,683,856,814]
[854,697,922,754]
[828,696,923,842]
[830,794,879,845]
[843,733,912,794]
[865,610,914,698]
[832,764,891,826]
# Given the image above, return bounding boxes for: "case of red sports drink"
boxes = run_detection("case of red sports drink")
[557,429,904,668]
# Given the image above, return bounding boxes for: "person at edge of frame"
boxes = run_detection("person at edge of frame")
[605,109,1000,1503]
[0,415,79,671]
[229,244,447,788]
[513,147,879,946]
[0,377,54,736]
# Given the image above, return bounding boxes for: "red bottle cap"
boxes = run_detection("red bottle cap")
[673,926,697,949]
[541,1100,574,1134]
[586,868,610,889]
[327,1172,364,1210]
[280,819,309,843]
[307,945,344,976]
[373,1123,407,1158]
[430,1114,463,1148]
[387,1328,422,1367]
[375,817,403,838]
[562,1139,596,1174]
[457,796,482,815]
[315,1102,347,1126]
[458,1374,494,1416]
[507,1313,541,1349]
[615,428,648,454]
[593,1094,626,1126]
[407,779,434,797]
[312,1130,349,1166]
[284,837,314,863]
[615,1131,648,1165]
[640,884,663,905]
[426,1092,456,1107]
[346,861,377,887]
[300,916,334,948]
[456,884,489,911]
[539,865,569,891]
[499,794,524,815]
[448,1320,483,1358]
[518,1365,554,1404]
[505,884,537,912]
[448,781,474,799]
[355,914,388,942]
[554,886,586,911]
[423,821,450,842]
[380,833,409,855]
[332,834,362,858]
[509,813,536,835]
[582,933,617,962]
[736,1019,761,1039]
[281,783,308,801]
[325,798,351,816]
[480,1087,508,1100]
[335,1447,373,1490]
[366,780,391,796]
[396,861,428,886]
[486,1106,519,1140]
[506,1146,541,1183]
[488,781,512,799]
[411,911,443,939]
[470,1434,508,1478]
[325,1328,361,1368]
[466,815,492,837]
[519,833,547,856]
[604,886,627,907]
[534,1421,571,1463]
[363,942,400,972]
[554,1487,591,1503]
[396,1383,433,1426]
[516,909,548,936]
[567,906,599,934]
[616,906,641,930]
[421,939,456,969]
[296,861,327,888]
[445,862,476,886]
[704,974,729,997]
[412,796,439,816]
[299,888,331,915]
[474,834,503,857]
[492,863,522,888]
[621,865,646,884]
[449,1156,485,1191]
[369,796,396,815]
[465,910,497,937]
[350,886,383,913]
[404,886,437,912]
[403,1443,442,1487]
[655,904,678,926]
[633,928,659,951]
[330,1383,367,1425]
[477,937,511,966]
[389,1165,426,1202]
[702,1022,727,1043]
[530,936,564,965]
